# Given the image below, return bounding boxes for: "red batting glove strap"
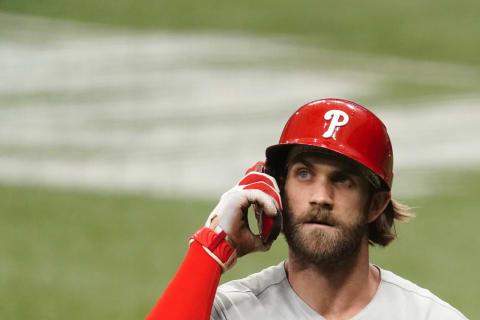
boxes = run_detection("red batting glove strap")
[190,227,237,272]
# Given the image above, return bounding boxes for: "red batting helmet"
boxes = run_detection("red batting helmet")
[265,99,394,190]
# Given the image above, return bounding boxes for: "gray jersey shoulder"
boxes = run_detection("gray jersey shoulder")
[211,262,468,320]
[370,268,467,320]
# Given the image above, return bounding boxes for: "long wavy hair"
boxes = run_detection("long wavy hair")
[367,199,413,246]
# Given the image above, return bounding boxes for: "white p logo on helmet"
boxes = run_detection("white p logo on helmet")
[323,110,349,138]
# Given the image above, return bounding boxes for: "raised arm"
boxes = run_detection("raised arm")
[145,168,282,319]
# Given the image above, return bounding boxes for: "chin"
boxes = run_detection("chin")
[288,226,364,267]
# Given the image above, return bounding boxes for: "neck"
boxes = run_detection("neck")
[285,238,380,320]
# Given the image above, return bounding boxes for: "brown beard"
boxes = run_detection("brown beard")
[282,198,368,270]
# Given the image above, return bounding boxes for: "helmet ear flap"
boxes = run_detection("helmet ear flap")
[265,146,290,185]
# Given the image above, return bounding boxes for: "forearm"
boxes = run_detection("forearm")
[146,169,281,319]
[145,241,222,320]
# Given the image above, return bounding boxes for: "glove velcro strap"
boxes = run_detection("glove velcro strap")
[190,227,236,272]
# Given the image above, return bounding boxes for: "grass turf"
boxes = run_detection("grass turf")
[1,0,480,66]
[1,170,478,319]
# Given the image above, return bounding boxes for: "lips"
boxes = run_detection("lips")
[299,210,337,228]
[305,219,335,227]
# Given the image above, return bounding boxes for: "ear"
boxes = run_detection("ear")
[367,191,391,223]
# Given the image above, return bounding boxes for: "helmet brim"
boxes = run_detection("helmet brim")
[265,142,388,190]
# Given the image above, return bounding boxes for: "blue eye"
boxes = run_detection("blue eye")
[297,169,310,179]
[332,172,353,186]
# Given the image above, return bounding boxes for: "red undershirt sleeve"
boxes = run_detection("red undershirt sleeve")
[145,241,222,320]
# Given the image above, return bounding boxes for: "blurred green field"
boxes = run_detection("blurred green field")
[1,169,478,319]
[1,0,479,65]
[1,1,478,319]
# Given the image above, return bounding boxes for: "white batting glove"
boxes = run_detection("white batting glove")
[205,171,283,258]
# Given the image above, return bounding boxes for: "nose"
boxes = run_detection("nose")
[309,178,334,210]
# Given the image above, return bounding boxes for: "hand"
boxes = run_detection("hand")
[205,170,282,257]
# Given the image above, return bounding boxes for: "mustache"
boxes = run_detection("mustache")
[294,208,339,226]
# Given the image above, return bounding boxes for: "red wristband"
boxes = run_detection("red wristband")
[190,227,237,271]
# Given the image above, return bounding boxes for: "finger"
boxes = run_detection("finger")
[238,172,280,193]
[242,189,279,217]
[242,182,282,211]
[252,234,270,253]
[216,190,249,234]
[244,161,265,175]
[231,232,268,257]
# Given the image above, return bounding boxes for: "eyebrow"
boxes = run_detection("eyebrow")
[294,159,315,170]
[291,157,361,177]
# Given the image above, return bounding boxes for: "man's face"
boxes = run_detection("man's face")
[282,152,372,267]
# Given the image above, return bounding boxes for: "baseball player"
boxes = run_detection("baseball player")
[146,99,468,319]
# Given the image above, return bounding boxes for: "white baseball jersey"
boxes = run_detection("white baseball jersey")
[211,262,467,320]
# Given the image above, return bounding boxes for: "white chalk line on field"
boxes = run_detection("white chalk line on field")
[0,13,479,199]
